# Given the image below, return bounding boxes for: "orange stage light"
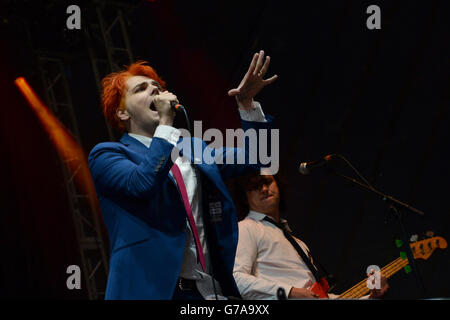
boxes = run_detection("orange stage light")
[14,76,99,209]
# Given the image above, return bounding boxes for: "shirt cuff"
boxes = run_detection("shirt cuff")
[239,101,267,122]
[154,125,180,146]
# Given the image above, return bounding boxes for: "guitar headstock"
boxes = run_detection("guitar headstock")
[410,236,447,260]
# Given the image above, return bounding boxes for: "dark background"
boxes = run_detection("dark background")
[0,0,448,299]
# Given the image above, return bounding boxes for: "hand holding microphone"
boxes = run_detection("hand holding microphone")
[153,91,184,126]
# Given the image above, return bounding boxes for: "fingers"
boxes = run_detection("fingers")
[369,281,389,298]
[229,50,276,98]
[253,50,265,76]
[153,91,178,111]
[247,52,259,75]
[228,88,240,96]
[259,54,271,77]
[263,74,278,86]
[161,91,178,103]
[304,288,318,298]
[253,50,277,84]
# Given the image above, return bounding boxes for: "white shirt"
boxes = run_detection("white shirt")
[234,211,369,300]
[233,211,321,300]
[129,102,266,299]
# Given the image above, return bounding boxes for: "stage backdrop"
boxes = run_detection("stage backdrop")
[0,0,448,299]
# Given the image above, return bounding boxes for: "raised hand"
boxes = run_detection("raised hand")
[228,50,278,110]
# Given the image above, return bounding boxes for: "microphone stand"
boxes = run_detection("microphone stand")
[328,168,427,298]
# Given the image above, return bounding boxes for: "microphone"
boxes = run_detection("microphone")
[171,101,185,112]
[299,154,335,175]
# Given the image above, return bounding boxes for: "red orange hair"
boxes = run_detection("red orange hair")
[101,61,166,131]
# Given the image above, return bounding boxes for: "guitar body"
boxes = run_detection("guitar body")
[310,278,330,298]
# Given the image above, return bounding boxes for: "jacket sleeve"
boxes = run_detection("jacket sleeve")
[88,137,176,200]
[212,114,277,180]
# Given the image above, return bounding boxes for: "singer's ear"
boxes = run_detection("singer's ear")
[116,108,130,121]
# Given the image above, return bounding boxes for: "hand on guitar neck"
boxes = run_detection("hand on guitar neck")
[367,271,389,299]
[308,270,390,299]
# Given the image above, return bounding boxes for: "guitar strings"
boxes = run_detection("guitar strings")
[337,257,409,299]
[339,258,408,299]
[337,258,402,299]
[338,262,401,298]
[336,240,440,298]
[341,258,409,298]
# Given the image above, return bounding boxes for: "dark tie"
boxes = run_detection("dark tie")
[171,163,206,272]
[263,216,323,282]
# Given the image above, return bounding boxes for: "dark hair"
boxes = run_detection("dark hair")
[226,168,288,221]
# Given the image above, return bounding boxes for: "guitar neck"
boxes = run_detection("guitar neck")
[337,256,409,299]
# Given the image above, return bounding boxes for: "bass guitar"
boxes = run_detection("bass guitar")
[310,236,447,298]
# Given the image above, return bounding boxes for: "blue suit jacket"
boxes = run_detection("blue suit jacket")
[88,117,273,299]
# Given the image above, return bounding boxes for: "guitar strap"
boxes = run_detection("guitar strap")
[263,216,335,287]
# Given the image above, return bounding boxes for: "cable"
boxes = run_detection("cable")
[333,154,376,191]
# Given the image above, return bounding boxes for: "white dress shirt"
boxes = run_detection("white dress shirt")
[129,102,266,299]
[233,210,320,300]
[233,211,369,300]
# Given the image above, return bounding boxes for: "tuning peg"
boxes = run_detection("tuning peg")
[395,239,403,248]
[425,231,435,238]
[410,234,419,242]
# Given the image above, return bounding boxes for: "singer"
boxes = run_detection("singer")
[229,169,389,299]
[88,50,277,299]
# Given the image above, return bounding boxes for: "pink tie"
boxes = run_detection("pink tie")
[170,163,206,272]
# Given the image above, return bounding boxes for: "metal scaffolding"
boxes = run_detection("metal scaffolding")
[36,54,109,300]
[85,0,137,142]
[18,0,139,299]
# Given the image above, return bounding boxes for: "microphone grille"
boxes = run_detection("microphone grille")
[299,162,309,175]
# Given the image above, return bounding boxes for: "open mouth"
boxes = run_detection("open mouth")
[149,101,157,111]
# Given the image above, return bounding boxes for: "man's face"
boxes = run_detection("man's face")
[245,175,280,214]
[119,75,164,133]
